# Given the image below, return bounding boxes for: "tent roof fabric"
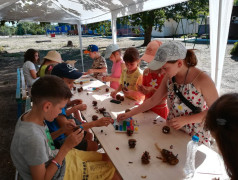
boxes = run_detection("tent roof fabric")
[0,0,186,24]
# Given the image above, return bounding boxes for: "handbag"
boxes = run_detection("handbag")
[172,77,202,114]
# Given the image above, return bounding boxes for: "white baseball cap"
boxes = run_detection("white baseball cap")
[148,41,187,70]
[104,44,120,59]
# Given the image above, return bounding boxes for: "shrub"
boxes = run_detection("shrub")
[230,42,238,56]
[0,46,4,53]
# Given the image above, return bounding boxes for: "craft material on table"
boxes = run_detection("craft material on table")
[113,118,139,133]
[86,87,101,91]
[74,79,94,84]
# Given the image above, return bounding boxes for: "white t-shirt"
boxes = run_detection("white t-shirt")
[23,61,37,86]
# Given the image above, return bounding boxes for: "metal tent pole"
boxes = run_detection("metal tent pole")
[77,21,84,72]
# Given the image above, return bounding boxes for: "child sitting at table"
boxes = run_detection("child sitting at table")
[110,47,144,102]
[84,44,107,80]
[205,93,238,180]
[47,63,112,151]
[137,40,168,119]
[102,44,125,89]
[37,50,62,77]
[10,76,119,180]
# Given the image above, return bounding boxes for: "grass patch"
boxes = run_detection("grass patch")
[230,42,238,56]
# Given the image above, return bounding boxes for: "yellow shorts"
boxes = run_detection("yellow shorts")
[64,148,115,180]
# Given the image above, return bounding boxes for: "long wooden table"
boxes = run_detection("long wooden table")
[72,75,228,180]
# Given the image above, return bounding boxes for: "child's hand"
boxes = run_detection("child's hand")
[137,85,154,95]
[64,128,84,149]
[87,69,94,74]
[75,104,87,111]
[72,99,83,105]
[102,76,111,82]
[62,119,76,133]
[122,89,133,97]
[167,117,187,130]
[110,91,117,98]
[95,117,113,127]
[137,85,148,94]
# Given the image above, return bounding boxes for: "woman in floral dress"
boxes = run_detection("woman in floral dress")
[118,41,218,146]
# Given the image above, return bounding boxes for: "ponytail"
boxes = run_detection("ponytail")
[184,49,197,67]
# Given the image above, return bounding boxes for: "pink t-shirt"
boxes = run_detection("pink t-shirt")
[110,59,124,89]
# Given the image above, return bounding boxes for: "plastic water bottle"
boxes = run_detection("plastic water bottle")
[184,135,199,179]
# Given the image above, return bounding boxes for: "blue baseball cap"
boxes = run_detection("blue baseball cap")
[84,44,98,54]
[51,63,83,79]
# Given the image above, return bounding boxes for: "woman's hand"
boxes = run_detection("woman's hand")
[95,117,113,127]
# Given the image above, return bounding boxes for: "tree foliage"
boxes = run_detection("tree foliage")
[165,0,209,22]
[119,9,166,46]
[16,22,46,35]
[234,0,238,6]
[87,21,112,36]
[0,21,55,36]
[85,0,209,46]
[123,0,209,46]
[230,42,238,56]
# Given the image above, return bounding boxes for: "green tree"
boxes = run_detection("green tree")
[88,21,111,36]
[120,0,209,46]
[0,21,17,36]
[234,0,238,6]
[15,22,48,35]
[119,9,166,46]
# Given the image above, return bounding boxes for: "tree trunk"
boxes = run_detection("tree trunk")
[142,25,153,46]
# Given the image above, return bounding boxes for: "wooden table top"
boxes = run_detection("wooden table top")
[72,75,228,180]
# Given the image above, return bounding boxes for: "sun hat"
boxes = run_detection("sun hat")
[104,44,120,59]
[148,41,187,70]
[84,44,99,54]
[140,40,162,63]
[51,63,83,79]
[43,51,63,63]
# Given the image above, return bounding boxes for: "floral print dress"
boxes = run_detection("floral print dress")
[167,79,211,146]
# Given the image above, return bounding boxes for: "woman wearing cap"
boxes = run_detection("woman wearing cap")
[137,40,168,119]
[23,49,40,87]
[37,50,62,77]
[118,41,218,146]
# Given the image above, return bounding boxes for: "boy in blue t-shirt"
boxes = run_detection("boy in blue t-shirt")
[47,63,112,151]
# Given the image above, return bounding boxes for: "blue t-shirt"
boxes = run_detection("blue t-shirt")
[45,106,67,141]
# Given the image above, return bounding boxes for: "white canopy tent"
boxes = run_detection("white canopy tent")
[0,0,234,93]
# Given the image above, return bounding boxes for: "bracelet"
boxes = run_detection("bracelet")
[51,160,61,169]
